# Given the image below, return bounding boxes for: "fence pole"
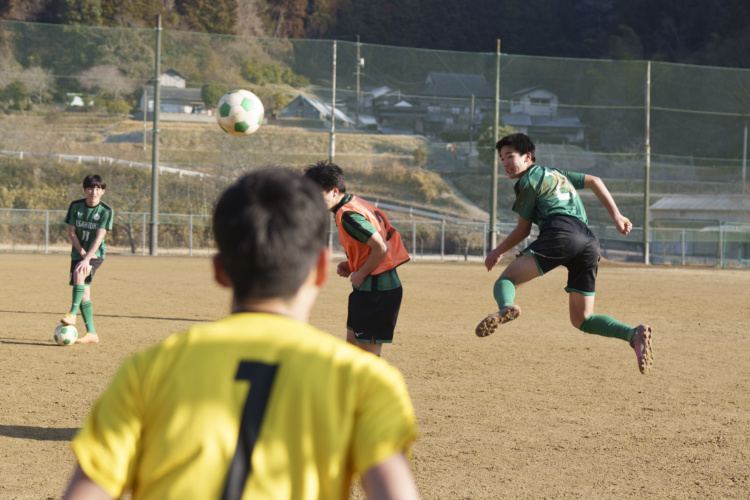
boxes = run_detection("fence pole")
[643,60,652,265]
[45,210,49,254]
[483,223,487,259]
[149,14,162,256]
[189,214,193,257]
[412,220,416,262]
[681,229,686,266]
[489,39,501,248]
[441,219,445,262]
[720,223,725,269]
[329,40,337,163]
[142,213,147,255]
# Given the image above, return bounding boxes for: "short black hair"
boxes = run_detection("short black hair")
[303,160,346,193]
[213,167,328,301]
[496,133,536,163]
[83,174,106,190]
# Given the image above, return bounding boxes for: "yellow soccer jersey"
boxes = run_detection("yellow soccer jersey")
[72,313,418,500]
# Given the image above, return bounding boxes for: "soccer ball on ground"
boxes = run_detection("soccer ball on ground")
[54,324,78,346]
[216,89,264,136]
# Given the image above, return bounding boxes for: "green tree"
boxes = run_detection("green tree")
[476,123,517,167]
[201,82,228,109]
[175,0,237,34]
[2,80,31,110]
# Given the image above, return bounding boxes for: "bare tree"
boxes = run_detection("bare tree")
[77,65,136,100]
[7,0,50,21]
[19,66,55,103]
[236,0,266,37]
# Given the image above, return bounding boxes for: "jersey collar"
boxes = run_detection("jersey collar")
[331,193,352,213]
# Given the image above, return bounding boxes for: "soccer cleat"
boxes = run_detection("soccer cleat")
[631,324,653,374]
[77,333,99,344]
[475,305,521,337]
[61,313,77,326]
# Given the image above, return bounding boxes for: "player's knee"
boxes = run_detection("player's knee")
[570,313,586,330]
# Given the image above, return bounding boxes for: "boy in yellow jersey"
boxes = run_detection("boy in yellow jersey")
[64,168,420,500]
[476,133,653,374]
[304,161,410,358]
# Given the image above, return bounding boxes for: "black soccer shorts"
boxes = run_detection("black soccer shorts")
[519,215,600,295]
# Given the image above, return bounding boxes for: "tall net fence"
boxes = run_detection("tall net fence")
[0,21,748,266]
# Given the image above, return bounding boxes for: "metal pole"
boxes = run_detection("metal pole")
[149,15,162,256]
[329,40,337,163]
[742,120,747,191]
[356,35,361,129]
[681,229,686,266]
[441,219,445,262]
[189,214,193,257]
[45,210,49,253]
[468,94,475,167]
[142,87,147,151]
[412,220,416,261]
[490,39,501,249]
[142,212,146,255]
[643,60,651,265]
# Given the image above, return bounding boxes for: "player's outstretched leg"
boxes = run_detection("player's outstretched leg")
[475,305,521,337]
[631,324,653,374]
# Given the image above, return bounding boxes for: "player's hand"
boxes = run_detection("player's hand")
[349,270,365,288]
[616,216,632,236]
[485,247,504,271]
[337,261,352,277]
[75,260,92,278]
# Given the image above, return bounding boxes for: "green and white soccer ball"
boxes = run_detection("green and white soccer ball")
[54,324,78,346]
[216,89,264,136]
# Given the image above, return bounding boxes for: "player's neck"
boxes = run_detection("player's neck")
[231,291,315,324]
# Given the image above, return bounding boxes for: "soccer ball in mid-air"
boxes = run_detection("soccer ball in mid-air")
[54,324,78,346]
[216,89,264,136]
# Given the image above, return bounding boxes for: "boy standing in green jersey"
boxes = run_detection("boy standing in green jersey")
[64,168,420,500]
[476,133,653,374]
[61,174,113,344]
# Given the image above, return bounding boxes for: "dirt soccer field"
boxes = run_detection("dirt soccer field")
[1,253,749,499]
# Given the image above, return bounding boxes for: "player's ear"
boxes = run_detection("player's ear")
[212,254,232,288]
[314,247,331,287]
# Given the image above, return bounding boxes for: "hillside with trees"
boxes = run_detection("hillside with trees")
[0,0,749,68]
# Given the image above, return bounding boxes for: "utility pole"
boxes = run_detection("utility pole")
[329,40,337,163]
[490,39,501,248]
[149,14,162,256]
[356,35,363,129]
[643,61,651,265]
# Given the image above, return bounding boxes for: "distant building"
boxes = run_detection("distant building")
[650,196,750,225]
[503,86,585,144]
[414,72,494,135]
[137,69,210,121]
[279,95,355,128]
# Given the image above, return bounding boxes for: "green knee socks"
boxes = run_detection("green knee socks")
[80,300,96,334]
[579,314,634,342]
[69,285,86,315]
[493,277,516,310]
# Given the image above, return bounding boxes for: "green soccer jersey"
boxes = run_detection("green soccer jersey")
[340,207,402,291]
[512,164,588,228]
[64,199,114,259]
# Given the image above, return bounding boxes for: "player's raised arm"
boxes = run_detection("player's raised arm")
[583,175,632,235]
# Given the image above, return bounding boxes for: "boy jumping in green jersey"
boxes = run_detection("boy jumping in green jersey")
[476,133,653,374]
[61,174,113,344]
